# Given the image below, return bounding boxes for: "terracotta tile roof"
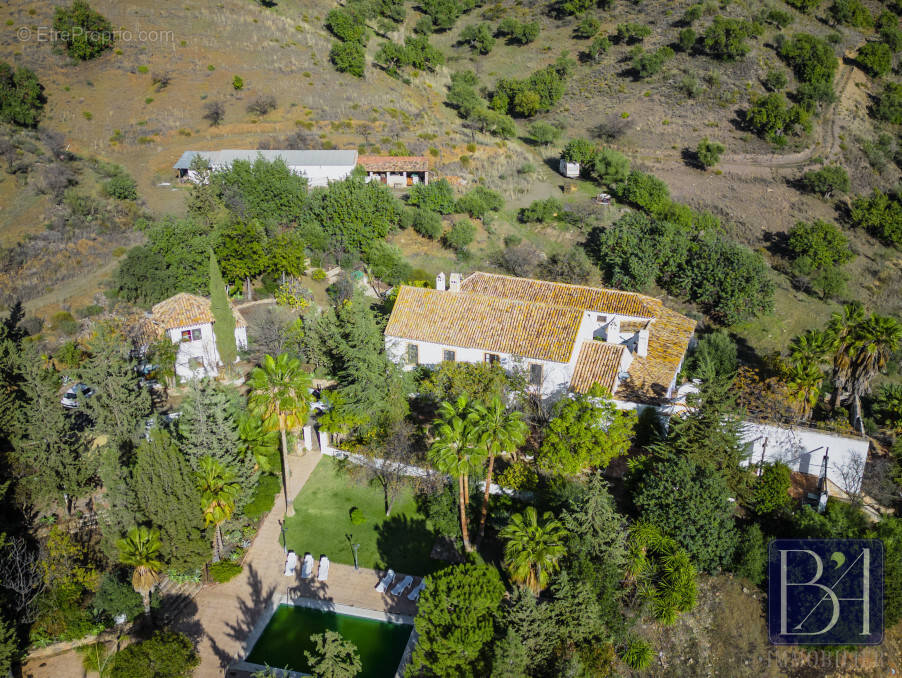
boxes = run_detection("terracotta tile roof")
[149,292,247,331]
[461,272,659,318]
[617,306,697,403]
[385,286,582,363]
[357,155,429,172]
[570,342,625,395]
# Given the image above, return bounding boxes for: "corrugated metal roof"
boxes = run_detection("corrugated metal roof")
[385,286,583,363]
[172,149,358,170]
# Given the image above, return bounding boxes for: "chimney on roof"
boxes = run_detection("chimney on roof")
[436,272,446,291]
[637,329,650,357]
[605,317,620,344]
[449,272,461,293]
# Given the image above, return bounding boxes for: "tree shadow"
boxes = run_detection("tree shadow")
[681,146,704,169]
[154,594,202,643]
[374,514,439,575]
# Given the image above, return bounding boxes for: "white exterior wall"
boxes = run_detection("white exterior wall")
[167,323,248,381]
[187,164,353,187]
[739,421,870,497]
[236,326,248,350]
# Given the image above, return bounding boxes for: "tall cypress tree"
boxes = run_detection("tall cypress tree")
[209,252,237,374]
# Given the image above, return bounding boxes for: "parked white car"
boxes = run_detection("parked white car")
[60,383,95,409]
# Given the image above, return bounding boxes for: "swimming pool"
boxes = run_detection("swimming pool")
[244,602,413,678]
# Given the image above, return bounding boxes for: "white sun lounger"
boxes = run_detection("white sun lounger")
[317,556,330,581]
[375,569,395,593]
[391,575,413,596]
[301,553,314,579]
[284,551,298,577]
[407,579,426,601]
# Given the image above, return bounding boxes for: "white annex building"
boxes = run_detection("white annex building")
[384,272,696,405]
[132,293,248,381]
[173,149,358,187]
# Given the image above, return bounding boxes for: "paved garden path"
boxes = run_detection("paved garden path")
[188,450,419,678]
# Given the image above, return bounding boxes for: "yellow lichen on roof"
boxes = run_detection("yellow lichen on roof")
[385,286,583,363]
[461,272,660,318]
[570,342,625,395]
[150,292,247,331]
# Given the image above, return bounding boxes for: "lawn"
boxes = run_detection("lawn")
[282,456,442,575]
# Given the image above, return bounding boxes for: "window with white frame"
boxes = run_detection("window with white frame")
[180,328,202,342]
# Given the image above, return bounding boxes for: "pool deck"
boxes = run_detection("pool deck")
[184,450,421,678]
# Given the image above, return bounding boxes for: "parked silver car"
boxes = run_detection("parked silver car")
[60,383,95,409]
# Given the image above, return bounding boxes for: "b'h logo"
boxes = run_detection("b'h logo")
[768,539,883,645]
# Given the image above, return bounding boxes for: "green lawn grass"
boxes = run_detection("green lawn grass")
[282,456,442,575]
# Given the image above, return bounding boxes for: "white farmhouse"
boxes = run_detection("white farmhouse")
[132,293,248,381]
[173,149,358,187]
[384,272,696,404]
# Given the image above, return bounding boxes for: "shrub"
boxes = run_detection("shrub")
[312,268,327,280]
[528,121,562,147]
[109,630,199,678]
[678,28,697,51]
[53,0,113,60]
[787,219,852,272]
[696,138,725,168]
[874,82,902,123]
[209,561,243,583]
[363,241,412,285]
[702,16,754,60]
[753,463,792,515]
[779,34,837,86]
[763,7,794,28]
[857,42,893,77]
[93,573,143,622]
[687,330,738,378]
[745,92,811,143]
[349,507,366,525]
[330,41,365,77]
[51,311,79,336]
[325,8,367,43]
[585,36,611,62]
[519,197,563,223]
[496,18,540,45]
[873,383,902,430]
[849,189,902,248]
[0,62,45,127]
[732,523,767,587]
[589,147,630,185]
[763,68,788,91]
[455,186,503,218]
[232,75,244,90]
[616,22,652,44]
[414,15,434,34]
[829,0,872,28]
[203,100,225,125]
[244,474,280,520]
[408,179,456,214]
[443,219,476,252]
[411,208,443,238]
[76,304,104,318]
[797,165,849,198]
[495,461,538,491]
[104,173,138,200]
[632,46,674,78]
[422,0,465,31]
[459,23,495,54]
[247,95,277,115]
[784,0,823,12]
[574,15,600,39]
[617,170,670,214]
[561,138,597,166]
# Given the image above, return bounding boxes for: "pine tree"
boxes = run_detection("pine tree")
[209,252,237,374]
[132,431,208,571]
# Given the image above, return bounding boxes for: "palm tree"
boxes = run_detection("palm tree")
[428,396,485,553]
[196,456,241,561]
[116,526,164,613]
[237,410,280,473]
[783,360,824,421]
[247,353,313,516]
[472,396,528,545]
[849,314,902,399]
[788,329,832,368]
[499,506,567,595]
[826,303,865,410]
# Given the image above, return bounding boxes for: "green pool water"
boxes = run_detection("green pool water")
[246,604,412,677]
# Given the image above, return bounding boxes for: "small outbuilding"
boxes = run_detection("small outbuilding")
[559,158,580,178]
[357,155,429,187]
[173,149,358,187]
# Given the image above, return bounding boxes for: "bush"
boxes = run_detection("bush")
[232,75,244,90]
[589,147,630,185]
[857,42,893,77]
[678,28,697,51]
[632,47,674,78]
[76,304,104,318]
[203,101,225,125]
[104,173,138,200]
[616,22,652,44]
[745,92,811,143]
[53,0,113,60]
[51,311,79,336]
[496,18,540,45]
[209,561,243,583]
[325,8,367,43]
[785,0,823,12]
[687,330,738,378]
[574,15,600,39]
[702,16,754,60]
[363,241,412,285]
[0,62,45,127]
[109,630,199,678]
[443,219,476,252]
[247,95,277,116]
[330,41,365,77]
[797,165,849,198]
[873,384,902,430]
[561,138,597,165]
[411,208,443,238]
[93,573,143,622]
[585,36,611,62]
[696,138,725,168]
[528,121,562,146]
[829,0,872,28]
[850,189,902,248]
[732,523,767,587]
[459,24,494,55]
[787,219,852,271]
[455,186,503,218]
[874,82,902,123]
[244,474,280,520]
[349,507,367,525]
[422,0,465,31]
[408,179,456,214]
[779,34,837,86]
[753,462,792,515]
[518,197,563,223]
[617,170,670,214]
[763,68,788,91]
